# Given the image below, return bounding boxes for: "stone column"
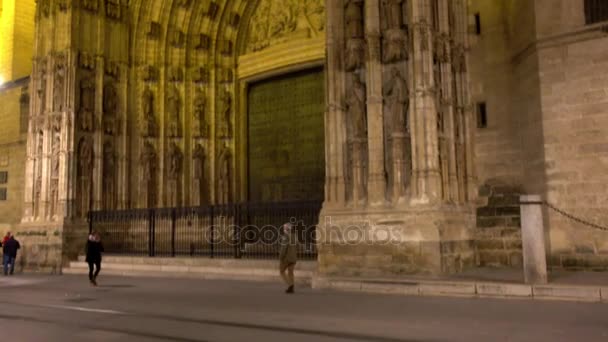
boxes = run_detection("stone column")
[364,0,387,206]
[325,0,347,207]
[410,0,441,204]
[520,195,548,284]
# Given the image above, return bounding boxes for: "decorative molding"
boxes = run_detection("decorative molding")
[194,34,211,50]
[79,52,96,70]
[147,22,161,39]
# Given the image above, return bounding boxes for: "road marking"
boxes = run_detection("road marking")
[44,304,126,315]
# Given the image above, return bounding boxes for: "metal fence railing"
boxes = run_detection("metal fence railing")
[88,201,322,261]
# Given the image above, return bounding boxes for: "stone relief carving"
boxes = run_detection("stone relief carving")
[50,116,62,180]
[219,68,234,83]
[221,40,234,56]
[452,44,466,73]
[195,34,211,51]
[417,21,429,51]
[217,146,232,204]
[147,22,161,39]
[219,88,232,138]
[141,87,156,137]
[105,61,120,78]
[345,38,366,71]
[166,87,181,137]
[383,68,409,134]
[102,141,116,209]
[246,0,325,53]
[193,90,208,138]
[40,0,51,17]
[140,142,157,207]
[168,67,183,83]
[57,0,69,12]
[77,136,94,217]
[434,33,450,63]
[79,76,95,131]
[170,29,185,48]
[103,82,119,135]
[345,75,367,139]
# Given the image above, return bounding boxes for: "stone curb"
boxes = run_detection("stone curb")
[312,276,606,303]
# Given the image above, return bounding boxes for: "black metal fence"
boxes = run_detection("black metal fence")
[88,201,322,260]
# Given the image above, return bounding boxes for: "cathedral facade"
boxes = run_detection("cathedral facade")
[0,0,607,275]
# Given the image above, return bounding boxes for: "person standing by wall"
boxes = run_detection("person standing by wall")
[85,231,104,286]
[2,234,20,276]
[279,222,298,294]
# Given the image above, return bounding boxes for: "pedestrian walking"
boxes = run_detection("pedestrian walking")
[2,232,10,246]
[279,222,298,294]
[85,231,104,286]
[2,234,20,276]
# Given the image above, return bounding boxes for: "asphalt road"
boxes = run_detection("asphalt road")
[0,274,606,342]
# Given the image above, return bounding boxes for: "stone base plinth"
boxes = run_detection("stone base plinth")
[317,205,475,277]
[15,221,88,273]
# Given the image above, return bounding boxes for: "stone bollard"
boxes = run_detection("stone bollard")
[519,195,548,284]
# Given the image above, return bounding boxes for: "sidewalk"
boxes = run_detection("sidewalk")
[312,267,608,303]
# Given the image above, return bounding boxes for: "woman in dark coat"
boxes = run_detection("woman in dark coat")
[85,232,104,286]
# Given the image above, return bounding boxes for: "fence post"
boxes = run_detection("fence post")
[171,208,176,257]
[520,195,548,284]
[148,209,156,257]
[210,205,214,259]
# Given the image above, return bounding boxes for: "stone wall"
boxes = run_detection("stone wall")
[0,79,28,231]
[475,182,522,268]
[536,23,608,270]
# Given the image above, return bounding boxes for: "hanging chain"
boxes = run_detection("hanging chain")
[542,201,608,232]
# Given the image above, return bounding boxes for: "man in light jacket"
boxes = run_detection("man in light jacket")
[278,222,298,294]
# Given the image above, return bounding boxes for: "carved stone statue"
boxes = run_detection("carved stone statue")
[167,143,182,180]
[166,87,180,137]
[166,143,182,206]
[193,144,206,180]
[53,59,65,112]
[140,142,157,207]
[345,0,364,38]
[79,76,95,131]
[37,65,47,114]
[142,88,155,136]
[220,89,232,138]
[103,141,116,209]
[217,147,231,204]
[192,144,206,205]
[345,38,366,71]
[103,83,119,135]
[383,68,409,134]
[193,91,207,137]
[78,137,94,217]
[346,75,367,139]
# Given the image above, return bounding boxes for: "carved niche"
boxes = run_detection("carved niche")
[103,82,119,135]
[141,87,156,137]
[192,90,208,138]
[166,87,181,137]
[246,0,325,53]
[39,0,51,17]
[79,52,96,70]
[78,76,96,131]
[36,60,47,114]
[57,0,69,12]
[54,54,66,112]
[192,67,209,84]
[382,0,408,64]
[205,2,220,20]
[77,136,94,217]
[142,65,158,82]
[102,140,116,209]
